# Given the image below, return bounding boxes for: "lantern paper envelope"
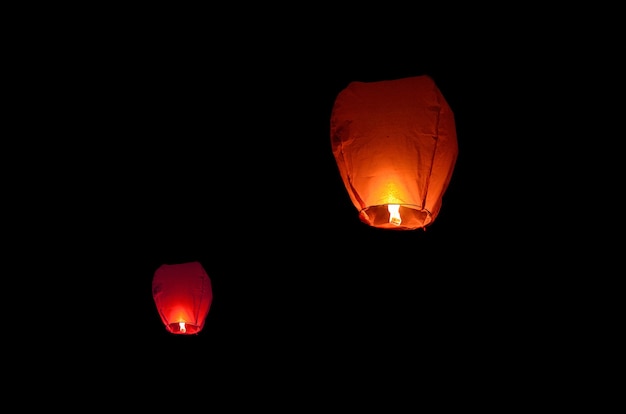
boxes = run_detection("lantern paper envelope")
[152,261,213,334]
[330,75,458,230]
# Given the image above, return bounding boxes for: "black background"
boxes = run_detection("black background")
[13,14,594,406]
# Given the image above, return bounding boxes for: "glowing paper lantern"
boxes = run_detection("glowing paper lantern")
[330,75,458,230]
[152,261,213,335]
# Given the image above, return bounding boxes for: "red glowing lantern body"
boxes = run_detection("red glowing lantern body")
[331,75,458,230]
[152,261,213,335]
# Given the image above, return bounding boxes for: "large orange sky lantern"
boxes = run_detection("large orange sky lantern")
[152,261,213,335]
[330,75,458,230]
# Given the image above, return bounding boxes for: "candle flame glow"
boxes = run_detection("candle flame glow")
[388,204,401,226]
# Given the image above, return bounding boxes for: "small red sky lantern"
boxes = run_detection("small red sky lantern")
[152,261,213,335]
[330,75,458,230]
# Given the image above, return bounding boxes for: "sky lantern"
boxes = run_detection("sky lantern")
[330,75,458,230]
[152,261,213,335]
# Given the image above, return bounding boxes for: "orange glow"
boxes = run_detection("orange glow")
[152,261,213,335]
[387,204,401,226]
[331,75,458,230]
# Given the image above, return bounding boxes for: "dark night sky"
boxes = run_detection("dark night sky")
[10,8,617,408]
[83,55,523,365]
[17,21,581,404]
[65,61,499,328]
